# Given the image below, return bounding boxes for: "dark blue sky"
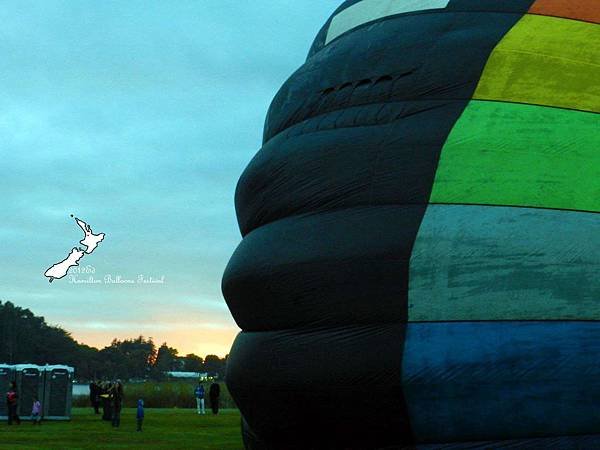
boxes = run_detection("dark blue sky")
[0,1,340,356]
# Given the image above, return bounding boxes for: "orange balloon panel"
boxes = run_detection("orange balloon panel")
[529,0,600,23]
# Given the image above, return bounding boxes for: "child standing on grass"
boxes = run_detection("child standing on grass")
[136,399,144,432]
[31,397,42,425]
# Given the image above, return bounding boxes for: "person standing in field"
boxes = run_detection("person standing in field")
[194,383,205,414]
[112,381,124,428]
[209,382,220,415]
[6,381,20,425]
[31,397,42,425]
[89,381,100,414]
[136,399,144,432]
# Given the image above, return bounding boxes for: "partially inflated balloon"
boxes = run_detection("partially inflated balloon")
[223,1,600,448]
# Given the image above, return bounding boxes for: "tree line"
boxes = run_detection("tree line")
[0,301,227,381]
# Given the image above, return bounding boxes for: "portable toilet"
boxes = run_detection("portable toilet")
[0,364,15,420]
[15,364,44,418]
[43,365,74,420]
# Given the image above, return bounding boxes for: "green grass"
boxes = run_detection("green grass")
[1,408,243,450]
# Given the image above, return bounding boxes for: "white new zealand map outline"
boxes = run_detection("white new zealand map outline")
[44,215,105,283]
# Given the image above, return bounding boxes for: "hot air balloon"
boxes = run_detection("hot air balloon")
[223,0,600,448]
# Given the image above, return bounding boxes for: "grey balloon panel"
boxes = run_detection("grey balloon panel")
[409,205,600,321]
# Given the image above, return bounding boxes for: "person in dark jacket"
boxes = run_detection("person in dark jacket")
[89,381,100,414]
[209,382,220,415]
[6,382,20,425]
[112,381,124,428]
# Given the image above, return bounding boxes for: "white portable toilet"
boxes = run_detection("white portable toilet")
[15,364,45,418]
[43,365,74,420]
[0,364,15,420]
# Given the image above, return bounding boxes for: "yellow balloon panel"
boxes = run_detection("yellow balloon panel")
[474,14,600,113]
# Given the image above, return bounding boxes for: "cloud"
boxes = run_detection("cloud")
[0,1,339,356]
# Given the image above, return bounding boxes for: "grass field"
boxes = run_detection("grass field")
[0,408,243,450]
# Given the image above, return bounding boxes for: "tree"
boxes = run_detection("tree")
[203,354,226,378]
[151,343,179,380]
[182,353,204,372]
[100,336,157,380]
[0,300,93,376]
